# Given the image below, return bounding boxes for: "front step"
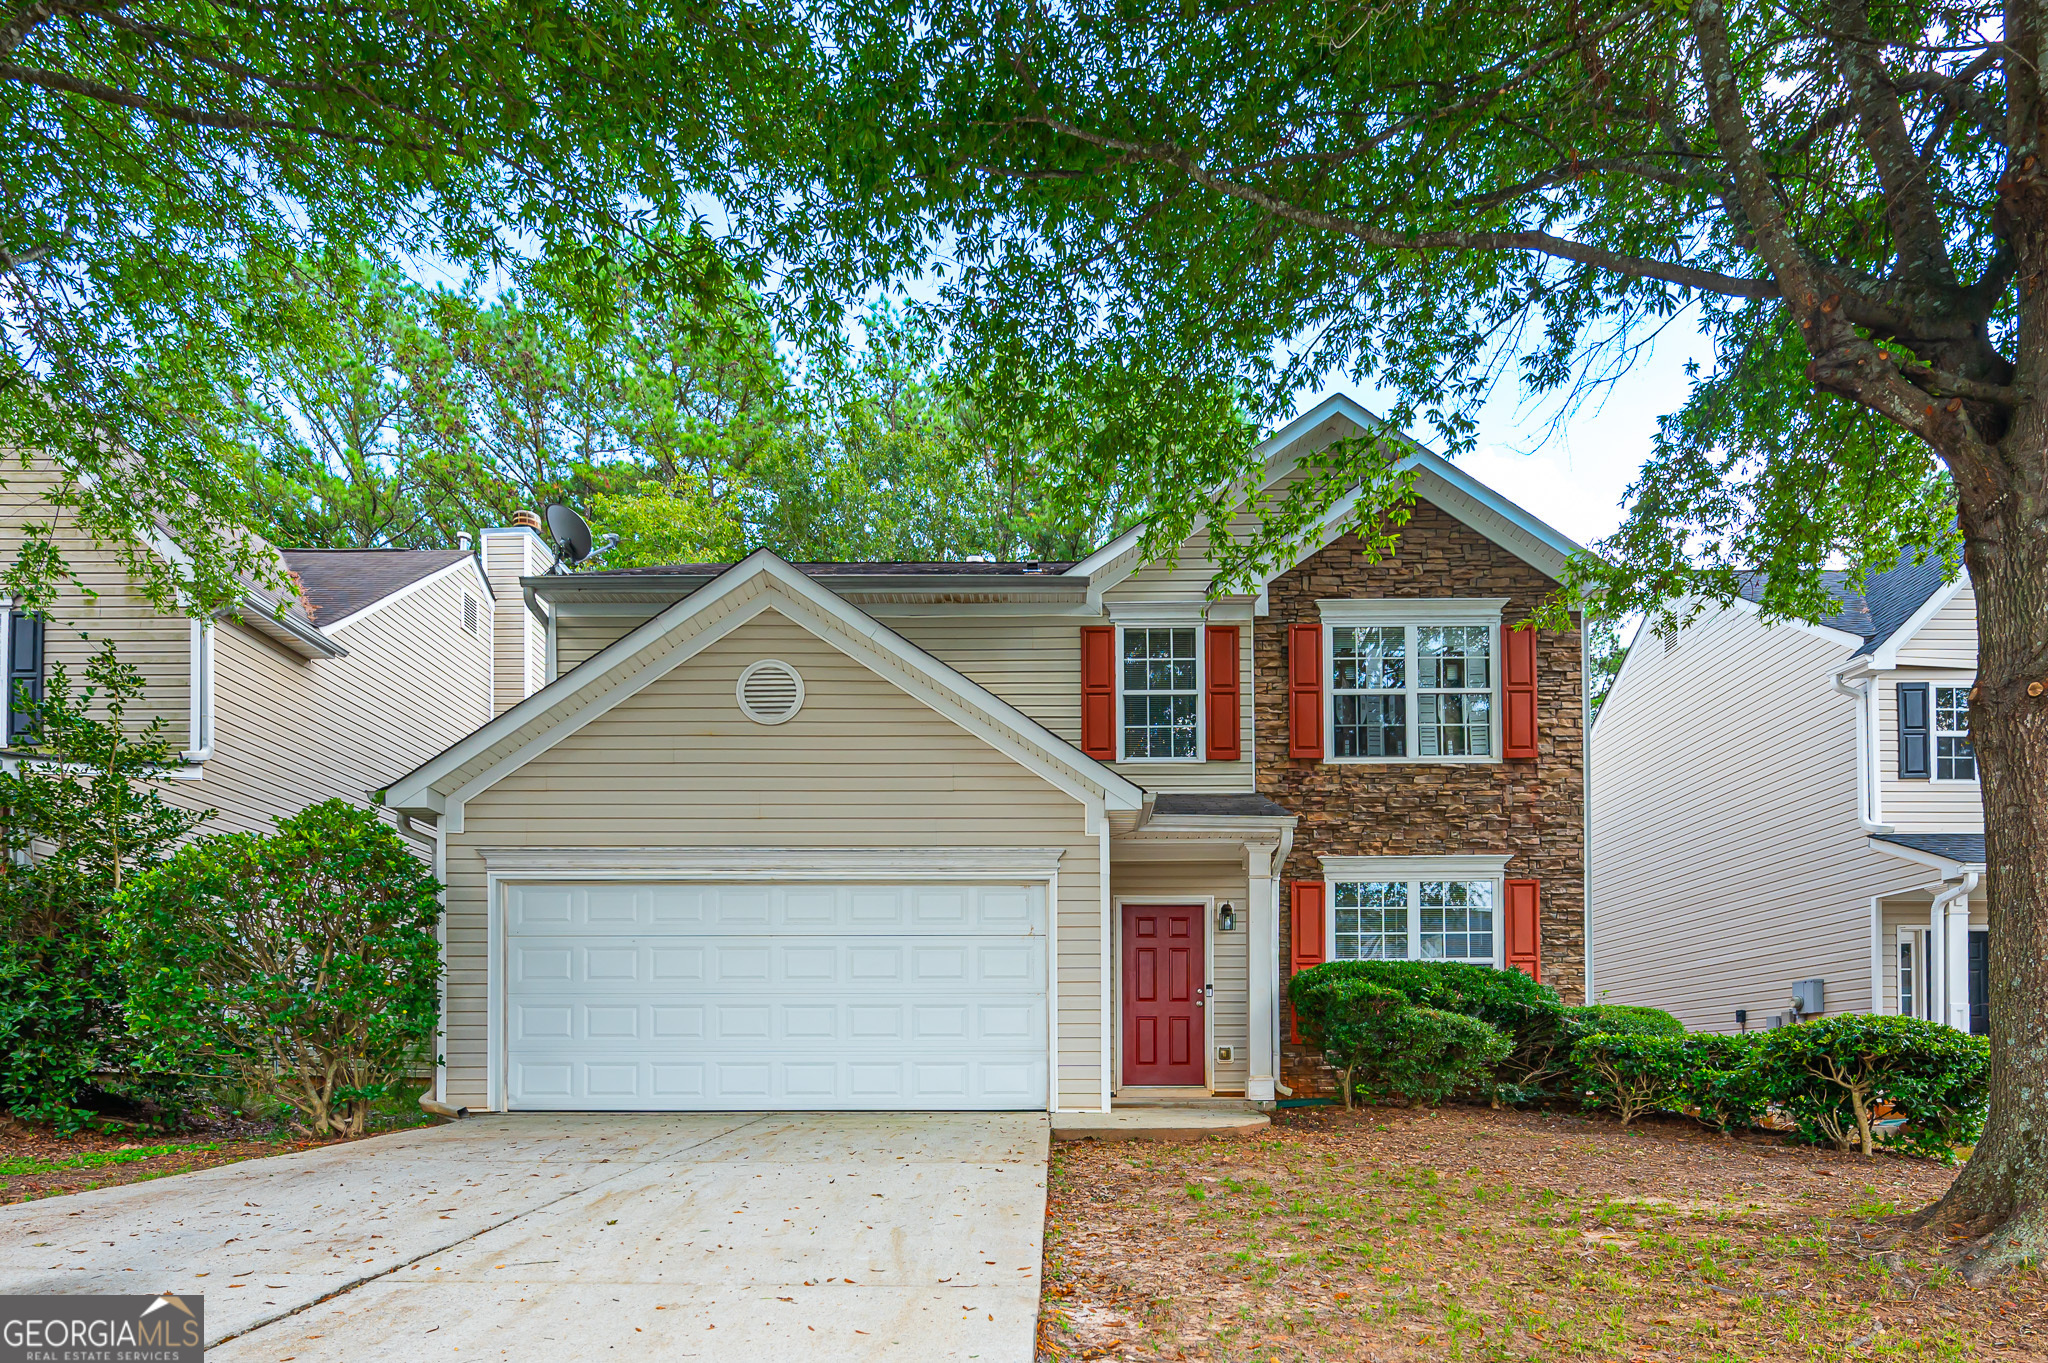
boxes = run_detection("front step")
[1050,1107,1270,1143]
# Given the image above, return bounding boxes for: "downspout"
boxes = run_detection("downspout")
[1831,668,1892,832]
[1931,870,1979,1031]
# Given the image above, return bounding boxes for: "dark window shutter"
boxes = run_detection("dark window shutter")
[7,612,44,745]
[1504,878,1541,981]
[1080,625,1116,760]
[1288,880,1327,1042]
[1204,624,1240,761]
[1897,682,1931,779]
[1287,621,1324,760]
[1503,625,1539,759]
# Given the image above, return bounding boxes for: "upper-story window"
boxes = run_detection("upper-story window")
[1320,600,1505,763]
[1121,625,1199,760]
[1935,684,1975,781]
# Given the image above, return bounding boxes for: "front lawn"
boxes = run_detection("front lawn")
[1037,1104,2045,1361]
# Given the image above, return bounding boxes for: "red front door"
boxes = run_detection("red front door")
[1122,904,1206,1087]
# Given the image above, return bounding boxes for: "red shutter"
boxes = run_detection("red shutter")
[1288,880,1327,1042]
[1204,625,1240,761]
[1287,621,1323,760]
[1504,878,1541,981]
[1080,626,1115,760]
[1503,625,1538,760]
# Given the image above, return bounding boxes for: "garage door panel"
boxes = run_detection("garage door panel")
[505,880,1048,1111]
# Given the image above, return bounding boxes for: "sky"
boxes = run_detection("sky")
[1289,323,1716,552]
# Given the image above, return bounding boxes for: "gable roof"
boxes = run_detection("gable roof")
[1065,392,1587,595]
[282,549,487,627]
[1737,548,1956,659]
[379,549,1144,826]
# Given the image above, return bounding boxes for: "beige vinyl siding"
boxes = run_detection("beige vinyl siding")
[481,528,549,713]
[555,612,648,672]
[440,609,1104,1110]
[177,569,493,835]
[1110,859,1250,1092]
[1589,602,1924,1030]
[1877,669,1983,832]
[0,458,192,738]
[1893,583,1976,667]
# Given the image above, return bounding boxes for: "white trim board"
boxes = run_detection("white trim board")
[319,556,497,636]
[1868,574,1970,670]
[1320,854,1514,878]
[474,847,1070,878]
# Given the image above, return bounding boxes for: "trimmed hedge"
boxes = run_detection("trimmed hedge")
[1289,968,1511,1108]
[1564,1005,1685,1040]
[1292,960,1568,1101]
[1573,1017,1985,1156]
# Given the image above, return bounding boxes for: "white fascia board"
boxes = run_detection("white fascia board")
[1866,836,1982,877]
[1321,853,1514,878]
[386,549,1142,815]
[1867,574,1970,670]
[474,846,1068,878]
[1318,596,1509,624]
[318,557,493,636]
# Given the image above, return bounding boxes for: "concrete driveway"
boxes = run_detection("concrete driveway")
[0,1111,1049,1361]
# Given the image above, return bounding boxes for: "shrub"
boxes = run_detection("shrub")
[1568,1032,1688,1124]
[1294,960,1568,1101]
[1290,966,1511,1108]
[1681,1032,1768,1133]
[1750,1015,1989,1157]
[0,646,209,1130]
[1564,1004,1685,1040]
[114,800,442,1137]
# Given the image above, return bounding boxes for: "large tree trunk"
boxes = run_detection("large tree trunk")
[1923,412,2048,1283]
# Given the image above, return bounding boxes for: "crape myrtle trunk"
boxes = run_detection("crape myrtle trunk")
[1928,407,2048,1283]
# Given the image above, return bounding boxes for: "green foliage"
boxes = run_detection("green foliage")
[114,801,442,1138]
[1,0,813,614]
[0,644,209,1130]
[1568,1033,1690,1126]
[236,276,1142,566]
[1297,959,1570,1102]
[1289,965,1512,1109]
[1751,1016,1989,1159]
[1681,1033,1770,1135]
[1565,1006,1686,1041]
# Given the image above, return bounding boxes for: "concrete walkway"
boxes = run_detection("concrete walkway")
[0,1112,1048,1361]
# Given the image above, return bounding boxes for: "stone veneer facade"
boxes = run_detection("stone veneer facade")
[1259,499,1586,1096]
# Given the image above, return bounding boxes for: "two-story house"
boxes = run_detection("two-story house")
[1588,553,1989,1035]
[1,451,557,848]
[379,393,1588,1115]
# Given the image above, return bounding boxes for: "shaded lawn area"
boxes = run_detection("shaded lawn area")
[1038,1104,2046,1361]
[1,1110,432,1204]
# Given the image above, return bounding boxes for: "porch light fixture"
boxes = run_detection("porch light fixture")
[1217,902,1237,932]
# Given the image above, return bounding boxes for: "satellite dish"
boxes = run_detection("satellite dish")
[545,504,593,568]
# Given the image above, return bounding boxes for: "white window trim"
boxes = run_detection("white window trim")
[1319,599,1506,765]
[1897,926,1931,1019]
[183,619,215,762]
[1320,854,1510,969]
[1931,680,1977,784]
[1115,622,1204,764]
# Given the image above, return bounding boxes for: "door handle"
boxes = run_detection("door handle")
[1196,983,1210,1007]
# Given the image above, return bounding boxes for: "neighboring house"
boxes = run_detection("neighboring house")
[1588,553,1989,1036]
[381,393,1589,1115]
[0,451,556,846]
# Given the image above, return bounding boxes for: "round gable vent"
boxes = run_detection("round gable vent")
[736,659,804,725]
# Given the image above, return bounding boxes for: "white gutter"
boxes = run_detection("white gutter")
[1831,666,1892,832]
[1931,870,1979,1031]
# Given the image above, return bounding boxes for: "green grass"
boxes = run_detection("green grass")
[0,1142,220,1177]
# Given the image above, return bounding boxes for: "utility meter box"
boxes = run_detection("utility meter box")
[1792,978,1825,1017]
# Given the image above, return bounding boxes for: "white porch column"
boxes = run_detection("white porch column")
[1944,887,1974,1031]
[1929,895,1946,1022]
[1245,842,1279,1102]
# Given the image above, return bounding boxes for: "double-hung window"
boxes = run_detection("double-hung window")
[1120,625,1199,760]
[1934,685,1975,781]
[1321,600,1504,762]
[1324,857,1508,966]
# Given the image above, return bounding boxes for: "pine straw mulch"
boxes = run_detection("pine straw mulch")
[0,1110,430,1205]
[1038,1103,2046,1362]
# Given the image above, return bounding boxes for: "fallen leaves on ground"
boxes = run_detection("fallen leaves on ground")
[1036,1104,2045,1361]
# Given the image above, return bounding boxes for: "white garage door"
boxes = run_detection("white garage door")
[503,879,1049,1110]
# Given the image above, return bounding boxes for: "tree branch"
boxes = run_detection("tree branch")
[0,61,408,145]
[1025,114,1783,299]
[1825,0,1956,289]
